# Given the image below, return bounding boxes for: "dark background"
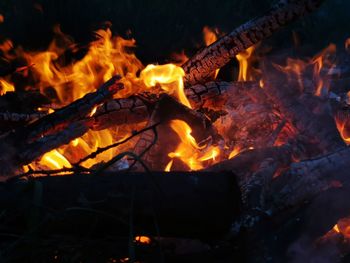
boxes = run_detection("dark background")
[0,0,348,64]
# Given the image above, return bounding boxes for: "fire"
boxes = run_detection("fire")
[0,14,4,24]
[229,146,241,159]
[335,114,350,144]
[274,44,336,96]
[0,79,15,95]
[166,119,220,171]
[140,64,191,108]
[21,26,143,104]
[5,27,193,172]
[203,26,220,79]
[39,149,72,170]
[236,46,256,81]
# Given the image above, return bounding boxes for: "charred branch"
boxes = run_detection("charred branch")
[182,0,325,86]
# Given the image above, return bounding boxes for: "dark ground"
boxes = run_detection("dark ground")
[0,0,349,64]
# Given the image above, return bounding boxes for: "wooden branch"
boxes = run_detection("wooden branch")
[0,171,240,239]
[88,81,262,131]
[16,75,123,143]
[182,0,325,86]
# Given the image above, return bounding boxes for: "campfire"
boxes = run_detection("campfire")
[1,0,350,262]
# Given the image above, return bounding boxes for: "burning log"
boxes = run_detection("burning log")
[182,0,326,86]
[0,171,240,239]
[132,94,216,171]
[0,75,123,176]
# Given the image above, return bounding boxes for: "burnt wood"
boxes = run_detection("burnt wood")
[1,171,240,239]
[182,0,326,86]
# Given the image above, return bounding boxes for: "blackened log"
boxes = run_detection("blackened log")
[15,75,123,143]
[0,171,240,239]
[182,0,325,86]
[90,81,261,130]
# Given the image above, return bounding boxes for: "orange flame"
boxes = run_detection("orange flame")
[203,26,220,79]
[229,146,241,159]
[167,120,220,171]
[335,113,350,144]
[236,46,255,81]
[0,79,15,95]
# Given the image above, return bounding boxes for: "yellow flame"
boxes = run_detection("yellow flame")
[140,64,191,108]
[236,46,255,81]
[333,224,340,233]
[40,149,72,169]
[168,120,220,170]
[0,79,15,95]
[164,159,173,172]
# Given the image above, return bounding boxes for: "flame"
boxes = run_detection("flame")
[335,114,350,144]
[236,46,255,81]
[229,146,241,159]
[275,44,336,96]
[140,64,191,108]
[0,14,4,24]
[167,120,220,171]
[333,224,340,233]
[40,149,72,170]
[164,159,174,172]
[203,26,220,79]
[0,79,15,95]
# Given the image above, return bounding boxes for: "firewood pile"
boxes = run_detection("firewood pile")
[1,0,350,262]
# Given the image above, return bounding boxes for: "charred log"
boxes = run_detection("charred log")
[0,171,240,239]
[182,0,325,86]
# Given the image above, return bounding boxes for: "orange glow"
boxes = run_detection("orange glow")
[167,120,220,170]
[135,236,151,244]
[203,26,220,78]
[236,46,255,81]
[0,79,15,95]
[0,14,4,24]
[140,64,191,108]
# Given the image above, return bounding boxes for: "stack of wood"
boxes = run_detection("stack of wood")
[2,0,350,262]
